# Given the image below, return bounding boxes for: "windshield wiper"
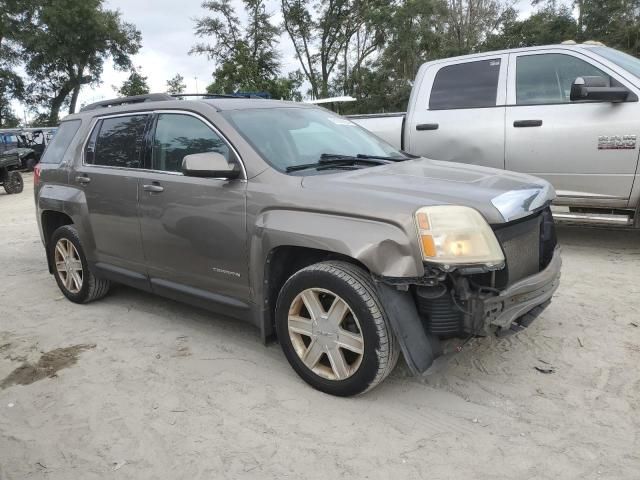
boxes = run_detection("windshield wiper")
[285,155,388,173]
[355,153,410,162]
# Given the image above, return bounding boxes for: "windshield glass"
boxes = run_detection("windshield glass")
[222,107,405,172]
[592,46,640,78]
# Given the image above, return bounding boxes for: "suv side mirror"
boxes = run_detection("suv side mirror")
[570,76,630,103]
[181,152,240,179]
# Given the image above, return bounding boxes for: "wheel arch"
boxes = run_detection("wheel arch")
[41,210,74,273]
[260,245,370,341]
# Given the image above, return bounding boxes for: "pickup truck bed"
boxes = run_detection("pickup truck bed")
[349,113,405,150]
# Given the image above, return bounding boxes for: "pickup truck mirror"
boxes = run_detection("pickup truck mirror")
[181,152,240,179]
[570,76,630,103]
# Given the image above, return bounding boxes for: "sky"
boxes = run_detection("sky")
[77,0,299,109]
[13,0,538,122]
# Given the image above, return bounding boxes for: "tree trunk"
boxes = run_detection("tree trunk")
[69,85,81,114]
[49,84,72,125]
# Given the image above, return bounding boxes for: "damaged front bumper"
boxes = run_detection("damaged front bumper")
[472,246,561,335]
[375,247,562,375]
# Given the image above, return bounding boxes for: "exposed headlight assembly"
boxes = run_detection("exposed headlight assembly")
[414,206,505,269]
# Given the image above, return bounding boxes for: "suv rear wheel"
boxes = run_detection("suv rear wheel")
[50,225,110,303]
[275,261,399,396]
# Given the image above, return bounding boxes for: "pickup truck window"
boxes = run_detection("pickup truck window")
[223,107,404,172]
[429,59,501,110]
[151,113,230,172]
[516,54,609,105]
[592,46,640,79]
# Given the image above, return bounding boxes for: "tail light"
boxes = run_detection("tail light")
[33,163,41,187]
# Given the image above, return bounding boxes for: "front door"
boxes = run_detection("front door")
[137,112,249,305]
[73,113,150,279]
[505,50,640,207]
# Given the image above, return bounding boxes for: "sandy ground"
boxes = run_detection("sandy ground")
[0,173,639,480]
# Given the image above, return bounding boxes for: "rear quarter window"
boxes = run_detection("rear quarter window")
[40,120,82,164]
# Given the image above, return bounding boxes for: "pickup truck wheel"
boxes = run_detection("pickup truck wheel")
[50,225,110,304]
[275,261,399,396]
[3,171,23,194]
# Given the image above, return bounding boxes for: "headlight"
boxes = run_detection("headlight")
[414,206,504,267]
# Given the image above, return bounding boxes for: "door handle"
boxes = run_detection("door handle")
[75,175,91,185]
[416,123,439,131]
[143,183,164,193]
[513,120,543,128]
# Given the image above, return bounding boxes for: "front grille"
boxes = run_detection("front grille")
[494,215,541,285]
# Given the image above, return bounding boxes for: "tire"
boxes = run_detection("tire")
[3,171,23,194]
[275,261,399,396]
[49,225,110,304]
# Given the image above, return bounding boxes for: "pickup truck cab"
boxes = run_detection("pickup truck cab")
[34,94,560,396]
[351,43,640,227]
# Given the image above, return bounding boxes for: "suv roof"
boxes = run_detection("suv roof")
[70,94,311,121]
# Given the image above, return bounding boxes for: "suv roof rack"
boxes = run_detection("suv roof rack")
[170,92,270,99]
[80,93,173,112]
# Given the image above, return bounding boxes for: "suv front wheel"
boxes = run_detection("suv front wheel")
[275,261,399,396]
[50,225,110,303]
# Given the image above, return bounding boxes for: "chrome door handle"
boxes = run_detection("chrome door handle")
[143,183,164,193]
[75,175,91,184]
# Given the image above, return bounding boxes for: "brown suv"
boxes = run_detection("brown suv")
[34,94,561,396]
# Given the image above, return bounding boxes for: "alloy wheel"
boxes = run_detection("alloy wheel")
[287,288,364,380]
[54,238,83,294]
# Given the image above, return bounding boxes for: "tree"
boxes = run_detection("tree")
[0,104,20,127]
[116,68,150,97]
[18,0,141,124]
[579,0,640,55]
[192,0,298,99]
[166,73,186,94]
[482,4,577,50]
[0,0,28,126]
[281,0,373,99]
[443,0,513,55]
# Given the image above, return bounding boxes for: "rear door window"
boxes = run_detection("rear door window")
[429,59,501,110]
[40,120,81,164]
[88,115,149,168]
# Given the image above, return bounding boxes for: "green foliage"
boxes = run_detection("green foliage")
[483,5,577,50]
[166,73,187,94]
[0,0,28,126]
[17,0,141,124]
[0,104,21,127]
[193,0,299,99]
[116,69,150,97]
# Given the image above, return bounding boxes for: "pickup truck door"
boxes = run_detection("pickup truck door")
[505,49,640,207]
[136,111,250,309]
[405,54,508,170]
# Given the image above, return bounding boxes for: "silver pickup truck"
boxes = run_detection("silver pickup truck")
[351,43,640,227]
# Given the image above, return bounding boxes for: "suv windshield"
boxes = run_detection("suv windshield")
[222,107,407,172]
[592,46,640,79]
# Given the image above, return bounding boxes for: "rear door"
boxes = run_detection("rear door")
[406,55,508,170]
[505,49,640,206]
[137,111,249,306]
[73,113,150,284]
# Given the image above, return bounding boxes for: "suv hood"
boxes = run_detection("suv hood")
[301,158,555,224]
